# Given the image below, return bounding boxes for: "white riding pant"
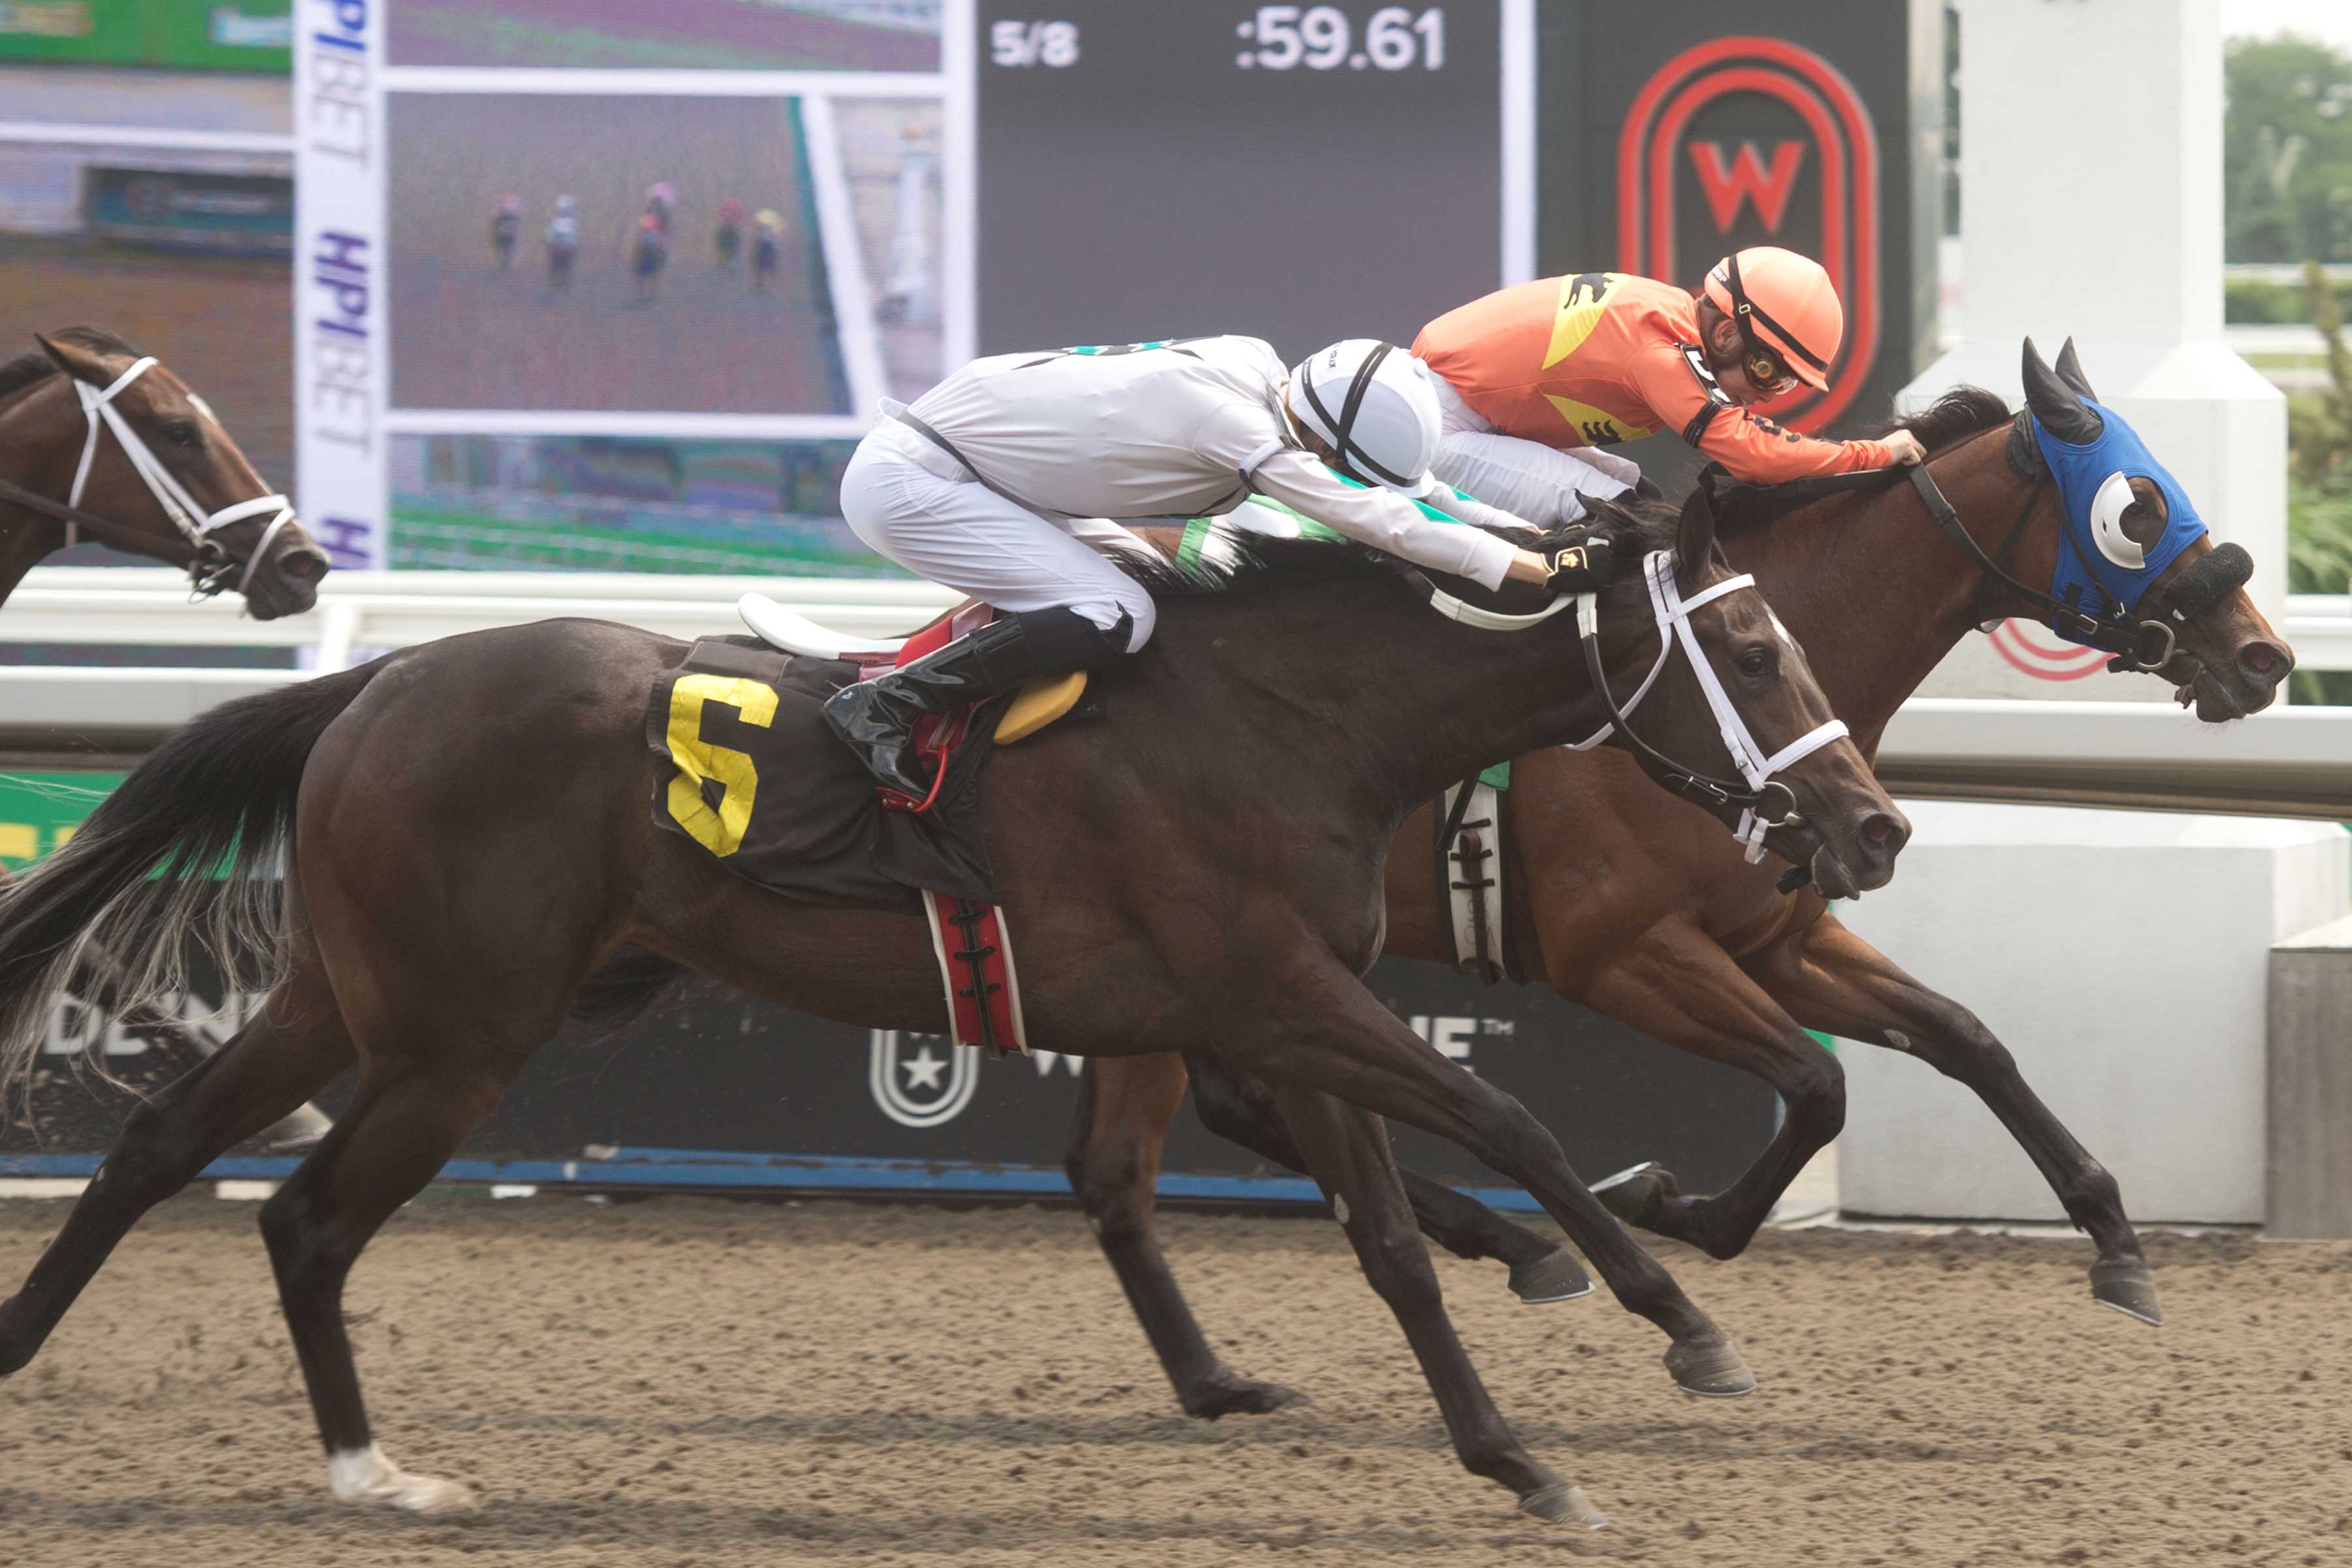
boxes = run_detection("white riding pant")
[837,432,1158,652]
[1428,374,1640,530]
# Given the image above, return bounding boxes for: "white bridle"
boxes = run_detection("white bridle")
[67,355,296,591]
[1572,550,1849,863]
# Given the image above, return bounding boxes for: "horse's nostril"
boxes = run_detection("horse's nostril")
[1861,813,1895,847]
[2241,640,2286,677]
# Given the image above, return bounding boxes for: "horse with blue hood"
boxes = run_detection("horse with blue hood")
[1989,337,2287,713]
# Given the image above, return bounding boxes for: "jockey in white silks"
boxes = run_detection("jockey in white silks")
[821,336,1585,799]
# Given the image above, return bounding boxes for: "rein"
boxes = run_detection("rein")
[1399,545,1846,864]
[0,356,293,598]
[1691,436,2185,674]
[1570,551,1846,862]
[1902,460,2175,673]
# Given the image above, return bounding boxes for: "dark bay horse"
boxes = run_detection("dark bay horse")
[0,500,1906,1524]
[1063,344,2294,1422]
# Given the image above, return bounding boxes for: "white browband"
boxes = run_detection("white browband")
[66,355,294,555]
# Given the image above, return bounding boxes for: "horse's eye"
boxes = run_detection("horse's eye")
[1736,646,1773,678]
[162,421,201,448]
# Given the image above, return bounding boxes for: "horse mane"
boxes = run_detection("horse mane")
[1114,500,1679,603]
[0,327,140,406]
[1712,385,2014,539]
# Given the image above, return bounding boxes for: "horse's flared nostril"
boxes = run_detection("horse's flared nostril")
[1859,810,1910,865]
[2240,640,2291,684]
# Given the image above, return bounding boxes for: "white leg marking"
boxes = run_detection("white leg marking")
[327,1444,481,1513]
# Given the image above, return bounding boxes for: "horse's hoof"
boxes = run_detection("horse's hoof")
[1184,1373,1310,1420]
[1508,1249,1595,1305]
[1592,1162,1678,1228]
[1521,1483,1608,1529]
[1663,1337,1757,1399]
[328,1446,483,1513]
[2090,1258,2163,1326]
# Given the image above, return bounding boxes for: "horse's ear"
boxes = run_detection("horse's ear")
[1674,486,1718,588]
[33,331,105,385]
[2021,337,2104,445]
[2053,336,2099,402]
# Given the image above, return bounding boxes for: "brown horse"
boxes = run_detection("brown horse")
[0,327,329,617]
[1062,344,2294,1423]
[0,497,1905,1524]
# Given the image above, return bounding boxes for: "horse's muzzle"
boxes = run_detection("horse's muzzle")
[246,541,329,620]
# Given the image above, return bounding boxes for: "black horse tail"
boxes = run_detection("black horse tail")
[0,658,392,1100]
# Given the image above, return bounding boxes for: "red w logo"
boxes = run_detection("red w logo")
[1687,140,1807,233]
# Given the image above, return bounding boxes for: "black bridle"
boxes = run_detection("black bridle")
[1903,437,2179,673]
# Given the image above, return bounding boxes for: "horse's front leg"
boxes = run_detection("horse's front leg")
[1752,913,2159,1324]
[1562,916,1846,1261]
[1181,1050,1591,1302]
[1214,947,1754,1399]
[1266,1081,1602,1526]
[1061,1054,1307,1417]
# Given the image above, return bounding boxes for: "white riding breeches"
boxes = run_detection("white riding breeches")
[1426,372,1640,530]
[837,433,1158,651]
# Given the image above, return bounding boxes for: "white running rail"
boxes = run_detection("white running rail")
[0,567,958,670]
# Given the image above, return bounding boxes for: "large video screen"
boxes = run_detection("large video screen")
[295,0,1531,573]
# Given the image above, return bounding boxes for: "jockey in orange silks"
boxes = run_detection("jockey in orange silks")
[1413,246,1927,527]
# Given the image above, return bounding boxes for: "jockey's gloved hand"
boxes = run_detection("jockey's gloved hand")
[1544,534,1612,591]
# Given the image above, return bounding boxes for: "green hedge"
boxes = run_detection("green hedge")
[2227,278,2352,325]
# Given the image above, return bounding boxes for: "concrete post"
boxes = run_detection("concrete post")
[2268,912,2352,1239]
[1900,0,2285,700]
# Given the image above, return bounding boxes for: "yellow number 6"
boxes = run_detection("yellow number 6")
[663,674,777,856]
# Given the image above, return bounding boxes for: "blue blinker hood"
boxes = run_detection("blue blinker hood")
[2025,381,2208,647]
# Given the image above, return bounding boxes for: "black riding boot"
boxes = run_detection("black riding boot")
[823,606,1130,798]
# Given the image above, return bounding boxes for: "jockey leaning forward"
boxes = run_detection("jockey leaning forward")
[1411,246,1926,528]
[822,336,1590,798]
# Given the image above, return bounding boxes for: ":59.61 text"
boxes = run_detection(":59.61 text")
[1236,6,1444,72]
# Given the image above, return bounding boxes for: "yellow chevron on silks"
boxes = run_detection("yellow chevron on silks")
[1542,393,1651,448]
[1543,271,1628,368]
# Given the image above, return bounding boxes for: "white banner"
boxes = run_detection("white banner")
[292,0,388,570]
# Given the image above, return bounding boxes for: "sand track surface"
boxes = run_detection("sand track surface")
[0,1193,2345,1567]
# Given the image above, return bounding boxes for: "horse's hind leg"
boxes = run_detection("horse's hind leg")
[1064,1055,1305,1418]
[0,951,354,1375]
[259,1046,533,1514]
[1269,1083,1603,1527]
[1183,1051,1590,1304]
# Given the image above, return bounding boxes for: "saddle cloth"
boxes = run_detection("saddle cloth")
[647,634,1041,1054]
[645,636,1005,911]
[1437,764,1520,985]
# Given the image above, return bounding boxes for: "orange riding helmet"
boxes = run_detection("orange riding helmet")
[1701,246,1844,392]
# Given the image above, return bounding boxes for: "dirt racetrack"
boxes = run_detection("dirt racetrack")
[0,1194,2344,1568]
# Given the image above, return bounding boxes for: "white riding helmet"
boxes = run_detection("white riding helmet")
[1287,339,1445,498]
